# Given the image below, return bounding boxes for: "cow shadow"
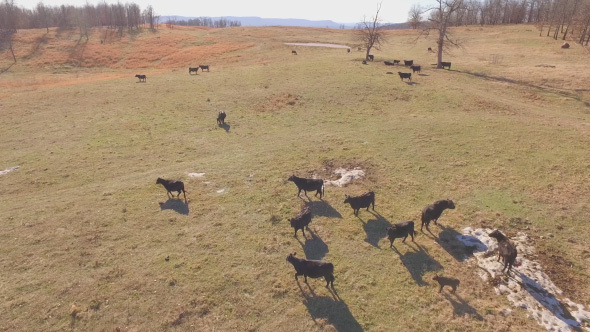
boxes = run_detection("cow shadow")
[159,199,189,215]
[298,283,363,332]
[519,272,581,329]
[307,200,342,219]
[218,122,230,133]
[437,225,472,262]
[418,73,429,76]
[442,293,485,321]
[393,243,443,286]
[406,81,419,85]
[297,228,329,260]
[358,212,392,249]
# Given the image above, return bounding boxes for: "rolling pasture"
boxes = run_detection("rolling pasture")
[1,25,589,331]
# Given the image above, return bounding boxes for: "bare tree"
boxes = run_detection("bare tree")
[143,5,157,31]
[425,0,466,69]
[408,4,423,29]
[358,2,386,61]
[0,0,18,63]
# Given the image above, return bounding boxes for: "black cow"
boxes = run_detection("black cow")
[288,175,324,199]
[156,178,186,200]
[433,275,460,293]
[292,50,297,55]
[410,65,421,73]
[289,206,312,237]
[428,47,434,53]
[421,199,455,231]
[489,230,518,273]
[384,61,394,66]
[398,72,412,81]
[217,111,226,125]
[368,54,374,61]
[404,60,414,67]
[344,192,375,216]
[189,67,199,75]
[387,221,416,248]
[441,61,452,69]
[286,252,335,288]
[393,60,401,65]
[199,65,210,72]
[135,74,147,82]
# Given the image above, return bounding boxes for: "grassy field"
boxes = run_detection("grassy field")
[1,24,589,331]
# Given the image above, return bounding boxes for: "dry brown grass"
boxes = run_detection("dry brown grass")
[0,24,589,332]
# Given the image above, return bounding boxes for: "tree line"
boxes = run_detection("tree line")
[408,0,590,45]
[165,17,241,28]
[0,0,158,35]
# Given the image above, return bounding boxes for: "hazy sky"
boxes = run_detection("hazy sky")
[13,0,433,23]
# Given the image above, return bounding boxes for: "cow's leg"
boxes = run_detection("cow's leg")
[402,234,408,243]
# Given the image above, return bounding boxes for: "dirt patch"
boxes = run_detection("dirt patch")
[257,93,301,112]
[457,228,590,332]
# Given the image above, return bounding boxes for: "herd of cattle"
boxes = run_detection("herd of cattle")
[145,47,513,295]
[281,176,518,291]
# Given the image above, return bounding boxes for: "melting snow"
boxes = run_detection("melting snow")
[0,166,19,176]
[324,168,365,187]
[457,227,590,331]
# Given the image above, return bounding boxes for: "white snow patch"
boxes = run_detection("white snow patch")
[324,168,365,187]
[284,42,350,49]
[188,172,205,178]
[0,166,19,176]
[457,227,590,332]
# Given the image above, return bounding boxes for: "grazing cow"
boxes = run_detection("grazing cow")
[387,221,416,248]
[428,47,434,53]
[421,199,455,231]
[188,67,199,75]
[199,65,210,72]
[404,60,414,67]
[398,72,412,81]
[368,54,374,61]
[347,48,351,53]
[217,111,226,125]
[441,61,452,69]
[288,175,324,199]
[156,177,186,200]
[289,206,312,237]
[135,74,147,82]
[286,252,335,288]
[410,65,421,73]
[433,275,460,293]
[292,50,298,55]
[561,42,570,49]
[384,61,394,66]
[393,60,400,65]
[344,191,375,216]
[489,230,518,273]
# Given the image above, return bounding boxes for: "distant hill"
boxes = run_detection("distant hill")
[159,16,408,29]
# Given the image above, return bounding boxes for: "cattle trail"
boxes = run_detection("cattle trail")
[0,166,19,176]
[324,168,365,187]
[284,43,350,49]
[457,227,590,332]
